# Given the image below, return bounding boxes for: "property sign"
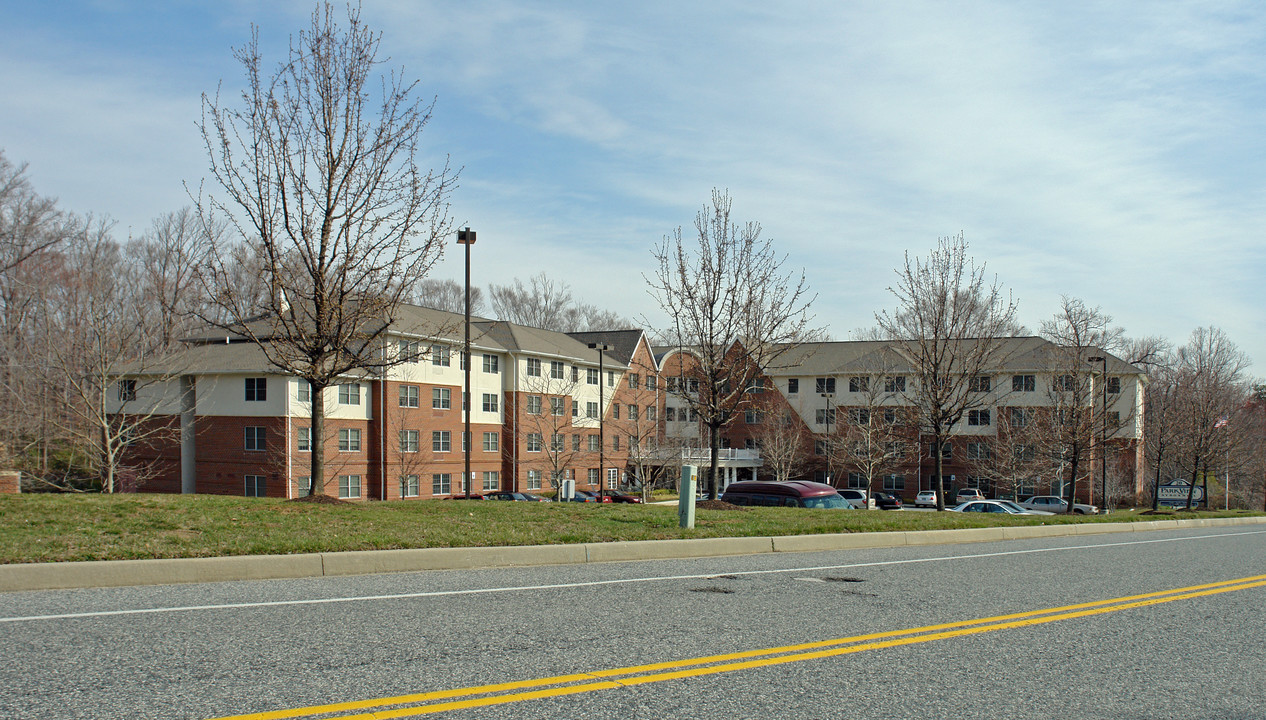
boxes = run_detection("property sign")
[1157,480,1204,504]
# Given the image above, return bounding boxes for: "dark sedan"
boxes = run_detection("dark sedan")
[485,492,550,502]
[872,492,903,510]
[597,489,643,504]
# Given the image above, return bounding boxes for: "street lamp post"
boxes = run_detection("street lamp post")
[821,392,834,486]
[588,343,611,498]
[1088,355,1108,513]
[457,227,475,499]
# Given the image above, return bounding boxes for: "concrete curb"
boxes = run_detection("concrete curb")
[2,516,1264,593]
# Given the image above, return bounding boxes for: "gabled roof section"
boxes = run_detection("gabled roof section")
[568,330,645,366]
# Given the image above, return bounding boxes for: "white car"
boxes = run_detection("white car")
[837,489,873,509]
[949,500,1047,515]
[1019,495,1098,515]
[914,491,938,508]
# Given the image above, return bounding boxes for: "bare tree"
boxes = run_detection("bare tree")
[647,189,816,499]
[831,369,909,501]
[127,208,217,349]
[488,272,629,332]
[755,409,810,483]
[0,151,68,275]
[516,367,585,494]
[197,4,457,495]
[1171,327,1250,510]
[876,234,1018,510]
[411,277,485,315]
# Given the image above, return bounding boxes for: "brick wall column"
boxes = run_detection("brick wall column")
[0,471,19,494]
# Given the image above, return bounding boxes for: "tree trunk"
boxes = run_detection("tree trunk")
[708,423,721,500]
[1185,454,1199,510]
[933,431,945,511]
[1065,450,1079,514]
[311,385,326,496]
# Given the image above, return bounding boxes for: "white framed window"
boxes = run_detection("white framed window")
[628,373,640,389]
[526,358,542,377]
[850,408,870,425]
[588,468,600,483]
[646,405,657,421]
[118,379,137,402]
[612,435,620,451]
[628,404,639,421]
[550,361,565,379]
[572,434,581,451]
[646,376,657,391]
[885,376,906,392]
[607,370,616,387]
[482,354,499,373]
[572,399,578,417]
[1010,408,1031,427]
[1107,377,1121,394]
[399,385,419,408]
[399,429,419,453]
[815,408,836,425]
[551,397,565,416]
[848,376,869,393]
[338,475,361,499]
[401,475,419,498]
[297,379,311,402]
[815,377,836,394]
[432,473,451,495]
[588,435,601,451]
[1012,375,1035,392]
[339,428,362,452]
[1053,374,1076,392]
[338,383,361,405]
[245,377,267,402]
[432,431,451,452]
[245,426,266,451]
[883,474,905,491]
[431,344,450,367]
[297,476,311,494]
[297,427,311,452]
[787,378,799,395]
[587,368,599,385]
[969,375,992,393]
[967,409,991,426]
[432,387,451,409]
[483,432,499,452]
[482,471,499,492]
[398,339,421,362]
[551,433,565,451]
[967,442,991,460]
[527,469,542,490]
[482,393,499,413]
[245,474,266,497]
[815,439,827,456]
[526,395,542,415]
[586,401,599,418]
[526,433,542,452]
[613,405,620,419]
[606,468,619,487]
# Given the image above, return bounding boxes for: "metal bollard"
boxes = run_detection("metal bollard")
[679,465,697,529]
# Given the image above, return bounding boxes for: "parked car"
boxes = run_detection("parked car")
[955,488,986,503]
[993,499,1052,516]
[914,491,938,508]
[872,492,903,510]
[570,489,612,503]
[485,492,550,502]
[448,494,486,500]
[721,481,852,509]
[949,500,1043,515]
[597,489,643,504]
[836,489,873,509]
[1018,495,1099,514]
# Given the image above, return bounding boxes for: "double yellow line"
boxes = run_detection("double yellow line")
[212,573,1266,720]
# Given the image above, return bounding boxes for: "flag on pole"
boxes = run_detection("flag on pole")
[1214,415,1229,429]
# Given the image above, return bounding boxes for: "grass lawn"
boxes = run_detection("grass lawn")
[0,494,1259,564]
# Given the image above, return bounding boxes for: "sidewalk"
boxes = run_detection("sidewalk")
[2,516,1263,593]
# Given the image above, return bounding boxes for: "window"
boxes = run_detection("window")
[432,431,451,452]
[118,379,136,402]
[883,474,905,491]
[297,476,312,494]
[462,432,470,453]
[572,399,579,417]
[398,339,420,362]
[815,377,836,394]
[526,469,542,490]
[588,435,601,451]
[613,405,620,419]
[628,373,640,389]
[1106,411,1121,427]
[399,430,419,453]
[572,434,581,451]
[431,344,450,367]
[815,439,827,456]
[297,427,311,452]
[815,408,836,425]
[339,383,361,405]
[665,407,676,422]
[1107,377,1121,394]
[526,433,542,452]
[551,361,565,379]
[482,393,499,413]
[969,375,991,393]
[627,404,639,421]
[939,442,952,459]
[967,409,991,426]
[1053,374,1075,392]
[482,354,499,373]
[478,432,498,452]
[399,385,419,408]
[588,468,600,484]
[646,376,657,390]
[607,468,618,488]
[1010,408,1031,427]
[608,370,615,387]
[572,366,580,382]
[747,380,765,394]
[587,368,599,385]
[339,475,361,499]
[432,473,451,495]
[432,387,451,409]
[745,409,763,424]
[1015,444,1036,462]
[646,405,657,421]
[401,475,419,498]
[483,471,499,492]
[884,376,906,392]
[1012,375,1035,392]
[526,395,542,415]
[551,397,565,416]
[883,408,897,424]
[885,441,906,458]
[967,442,991,460]
[612,436,620,451]
[551,434,565,452]
[245,377,267,402]
[297,380,311,402]
[586,402,599,418]
[245,475,266,497]
[339,428,362,452]
[787,378,800,394]
[245,426,266,451]
[846,472,867,489]
[850,408,870,425]
[526,358,542,377]
[849,376,869,393]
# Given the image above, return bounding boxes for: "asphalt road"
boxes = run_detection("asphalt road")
[2,526,1264,720]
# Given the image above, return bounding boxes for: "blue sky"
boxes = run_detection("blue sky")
[2,1,1263,373]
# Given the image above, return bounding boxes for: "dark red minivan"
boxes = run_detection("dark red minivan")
[721,481,852,509]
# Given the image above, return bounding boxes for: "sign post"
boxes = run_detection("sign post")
[679,465,697,529]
